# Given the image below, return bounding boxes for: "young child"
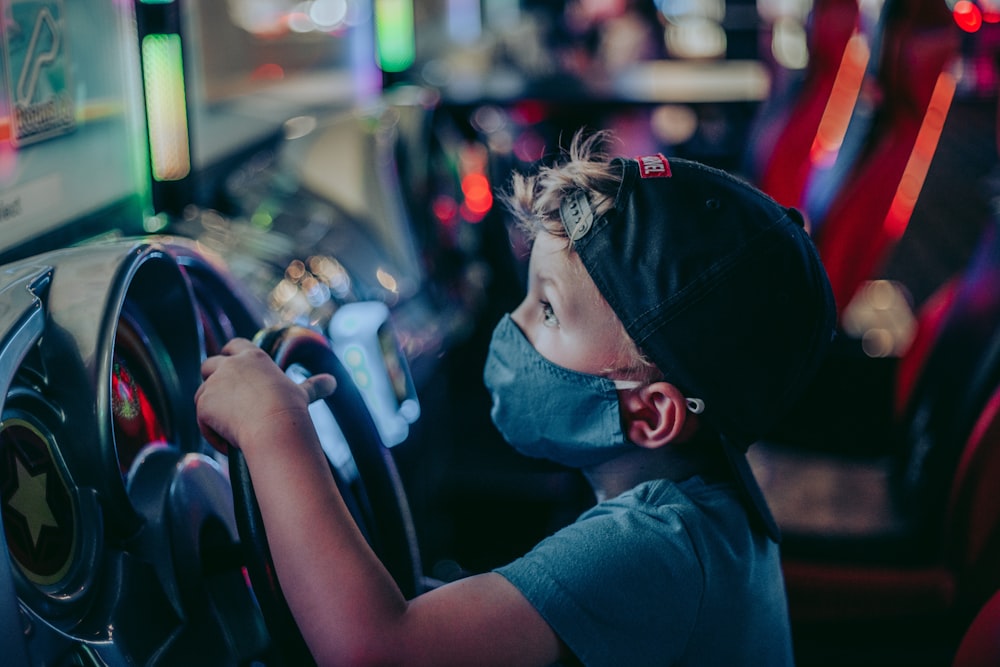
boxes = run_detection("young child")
[195,130,836,666]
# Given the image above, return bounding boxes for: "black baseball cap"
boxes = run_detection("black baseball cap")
[559,154,837,542]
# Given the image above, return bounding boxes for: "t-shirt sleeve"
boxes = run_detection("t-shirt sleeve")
[494,503,704,667]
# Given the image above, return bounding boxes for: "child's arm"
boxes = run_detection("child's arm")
[195,338,566,667]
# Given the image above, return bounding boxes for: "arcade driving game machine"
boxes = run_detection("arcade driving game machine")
[0,0,425,663]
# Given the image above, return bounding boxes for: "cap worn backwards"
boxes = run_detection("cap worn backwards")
[559,154,837,541]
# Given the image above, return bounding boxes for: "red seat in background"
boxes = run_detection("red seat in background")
[952,588,1000,667]
[806,0,961,316]
[749,0,865,211]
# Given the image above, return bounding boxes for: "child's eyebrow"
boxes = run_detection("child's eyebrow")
[535,272,565,301]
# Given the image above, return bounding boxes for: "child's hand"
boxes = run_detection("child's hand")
[194,337,336,454]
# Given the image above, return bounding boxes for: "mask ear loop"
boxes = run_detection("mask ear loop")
[613,379,706,415]
[686,398,705,414]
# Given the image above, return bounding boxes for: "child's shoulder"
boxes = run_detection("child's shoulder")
[599,475,737,512]
[584,475,751,542]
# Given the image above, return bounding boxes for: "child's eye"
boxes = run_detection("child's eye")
[541,301,559,327]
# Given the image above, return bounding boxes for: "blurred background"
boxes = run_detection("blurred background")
[2,0,1000,665]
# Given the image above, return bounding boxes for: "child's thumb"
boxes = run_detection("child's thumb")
[302,373,337,403]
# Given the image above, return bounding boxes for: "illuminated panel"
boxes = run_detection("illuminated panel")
[374,0,415,72]
[141,33,191,181]
[4,1,76,147]
[0,418,76,586]
[329,302,420,446]
[112,318,170,475]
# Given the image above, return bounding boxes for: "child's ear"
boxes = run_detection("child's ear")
[619,381,689,449]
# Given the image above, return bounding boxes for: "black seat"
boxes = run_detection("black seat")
[750,214,1000,665]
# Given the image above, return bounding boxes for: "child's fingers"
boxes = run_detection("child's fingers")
[198,421,233,454]
[301,373,337,403]
[200,337,274,381]
[220,337,257,355]
[200,355,220,380]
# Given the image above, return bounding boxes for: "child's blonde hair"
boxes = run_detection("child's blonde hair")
[502,130,619,241]
[500,130,660,382]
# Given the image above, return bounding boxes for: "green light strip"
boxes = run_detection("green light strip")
[374,0,415,73]
[141,33,190,181]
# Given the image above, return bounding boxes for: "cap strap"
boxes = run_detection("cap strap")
[559,191,595,241]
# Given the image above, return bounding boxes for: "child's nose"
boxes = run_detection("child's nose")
[510,299,530,332]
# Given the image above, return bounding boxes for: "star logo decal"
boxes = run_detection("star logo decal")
[1,417,76,584]
[8,455,58,547]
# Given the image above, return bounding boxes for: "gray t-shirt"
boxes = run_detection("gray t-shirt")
[495,476,794,667]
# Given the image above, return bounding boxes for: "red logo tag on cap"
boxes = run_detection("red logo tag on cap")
[637,154,671,179]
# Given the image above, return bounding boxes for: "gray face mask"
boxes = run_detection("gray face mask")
[482,314,641,468]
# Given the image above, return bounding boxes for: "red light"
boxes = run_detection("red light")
[981,0,1000,21]
[954,1,983,32]
[461,172,493,216]
[511,100,547,125]
[809,35,870,168]
[432,194,458,227]
[460,203,485,223]
[0,141,17,181]
[251,63,285,80]
[513,130,547,163]
[882,72,956,241]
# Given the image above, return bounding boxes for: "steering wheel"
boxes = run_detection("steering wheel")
[228,325,422,666]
